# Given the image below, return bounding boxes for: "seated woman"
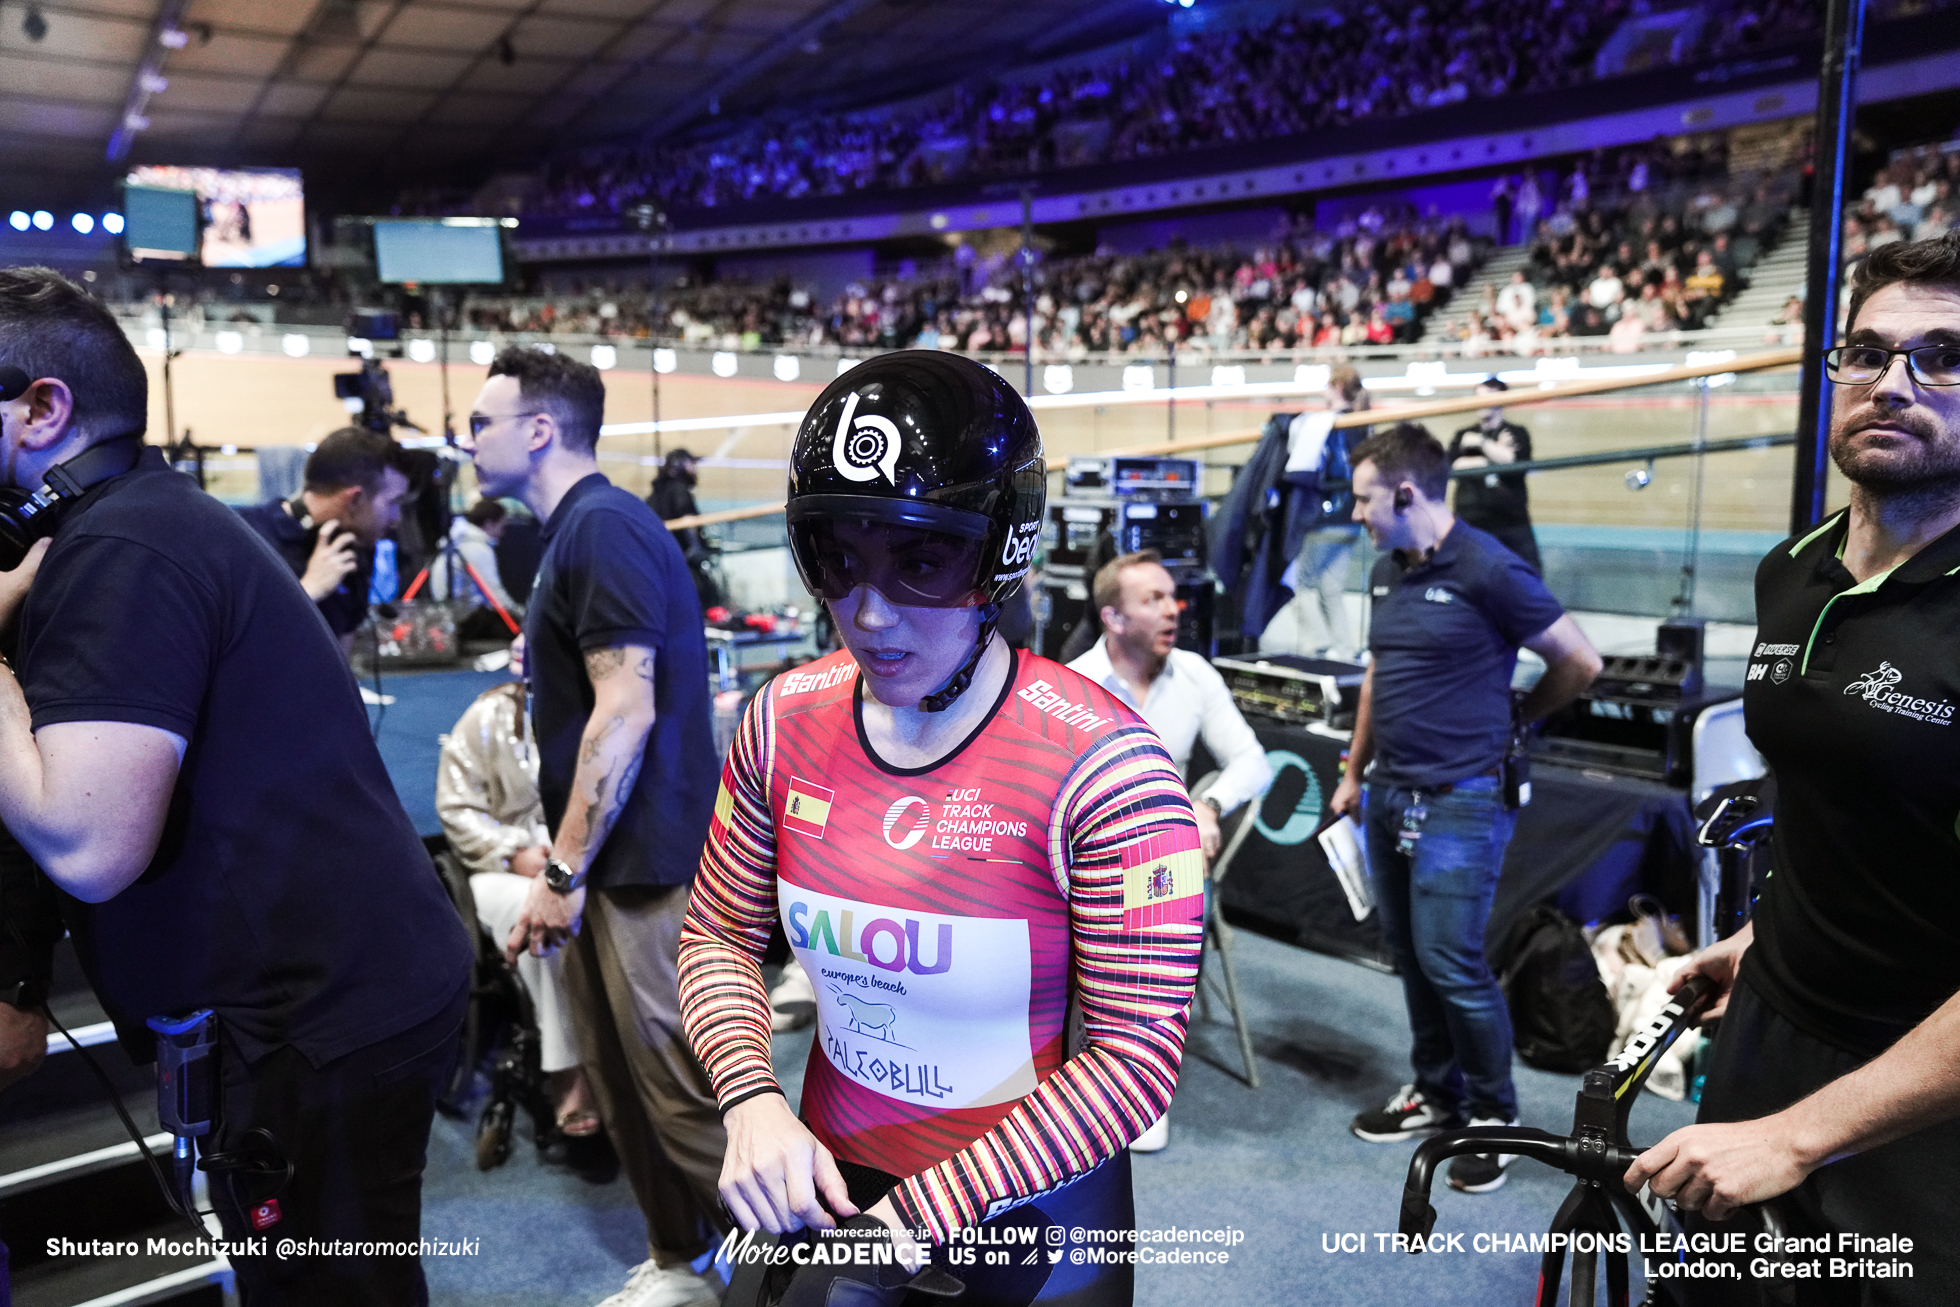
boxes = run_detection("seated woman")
[435,678,597,1140]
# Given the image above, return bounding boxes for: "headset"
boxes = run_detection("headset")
[0,365,146,571]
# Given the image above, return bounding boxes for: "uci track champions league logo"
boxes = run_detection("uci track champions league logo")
[831,390,902,485]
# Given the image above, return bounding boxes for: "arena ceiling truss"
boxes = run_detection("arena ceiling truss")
[0,0,1161,192]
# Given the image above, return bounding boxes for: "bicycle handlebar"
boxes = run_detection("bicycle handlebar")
[1399,1128,1642,1243]
[1397,974,1717,1252]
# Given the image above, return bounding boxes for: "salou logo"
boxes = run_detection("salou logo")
[783,886,1036,1110]
[881,796,931,850]
[1842,661,1957,726]
[830,390,902,484]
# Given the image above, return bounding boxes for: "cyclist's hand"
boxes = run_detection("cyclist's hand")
[1667,920,1752,1022]
[1624,1116,1812,1220]
[722,1092,858,1235]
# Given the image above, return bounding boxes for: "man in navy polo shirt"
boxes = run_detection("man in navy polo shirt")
[461,346,726,1307]
[1331,422,1600,1194]
[1626,232,1960,1302]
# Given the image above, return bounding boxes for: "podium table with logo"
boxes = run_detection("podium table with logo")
[1204,720,1703,973]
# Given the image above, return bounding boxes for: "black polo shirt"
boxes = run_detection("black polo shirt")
[1742,510,1960,1056]
[236,498,374,637]
[1367,520,1566,790]
[19,450,471,1066]
[1447,420,1534,531]
[525,473,715,889]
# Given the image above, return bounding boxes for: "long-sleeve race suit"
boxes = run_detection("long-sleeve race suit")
[678,647,1203,1253]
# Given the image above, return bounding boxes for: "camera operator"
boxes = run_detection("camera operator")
[237,427,413,655]
[0,267,472,1303]
[1625,233,1960,1301]
[460,346,726,1307]
[1447,378,1542,574]
[1330,422,1599,1194]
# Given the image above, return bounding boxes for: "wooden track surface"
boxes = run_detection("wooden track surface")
[145,348,1844,530]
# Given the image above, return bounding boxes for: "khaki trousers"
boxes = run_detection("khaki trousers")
[564,882,729,1266]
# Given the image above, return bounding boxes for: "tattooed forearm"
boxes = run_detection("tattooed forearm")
[579,714,625,765]
[585,647,628,681]
[552,642,658,874]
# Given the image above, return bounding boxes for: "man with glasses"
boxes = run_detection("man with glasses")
[462,347,727,1307]
[1627,232,1960,1303]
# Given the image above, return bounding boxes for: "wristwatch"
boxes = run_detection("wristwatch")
[543,857,586,895]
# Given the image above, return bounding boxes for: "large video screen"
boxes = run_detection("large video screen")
[125,165,306,268]
[373,220,506,285]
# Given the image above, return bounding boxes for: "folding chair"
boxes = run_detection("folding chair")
[1190,771,1261,1089]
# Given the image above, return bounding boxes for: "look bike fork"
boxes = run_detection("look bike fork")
[1534,1182,1642,1307]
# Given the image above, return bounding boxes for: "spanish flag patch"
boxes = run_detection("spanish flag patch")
[783,777,835,839]
[709,780,736,841]
[1121,827,1204,930]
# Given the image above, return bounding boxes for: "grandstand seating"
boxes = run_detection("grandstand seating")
[528,0,1951,220]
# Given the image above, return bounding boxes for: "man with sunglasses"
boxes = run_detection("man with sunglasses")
[1626,232,1960,1303]
[461,347,727,1307]
[677,352,1203,1305]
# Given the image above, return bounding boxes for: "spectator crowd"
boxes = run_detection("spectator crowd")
[1434,138,1799,354]
[530,0,1946,219]
[467,206,1485,358]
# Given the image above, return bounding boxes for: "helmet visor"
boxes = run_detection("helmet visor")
[792,517,990,609]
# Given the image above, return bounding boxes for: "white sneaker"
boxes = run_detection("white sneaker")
[1446,1116,1521,1194]
[595,1259,722,1307]
[1129,1114,1170,1153]
[770,959,816,1034]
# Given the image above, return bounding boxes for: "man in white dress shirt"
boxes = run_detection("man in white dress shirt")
[1070,549,1274,1152]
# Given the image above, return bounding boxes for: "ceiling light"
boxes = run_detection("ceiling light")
[71,213,94,234]
[32,211,53,231]
[124,113,151,131]
[140,72,169,94]
[103,212,125,235]
[158,27,188,48]
[7,212,28,232]
[23,6,46,42]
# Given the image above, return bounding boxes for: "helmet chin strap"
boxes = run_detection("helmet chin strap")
[918,602,1000,714]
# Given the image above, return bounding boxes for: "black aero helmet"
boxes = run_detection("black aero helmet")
[786,351,1046,711]
[786,350,1045,609]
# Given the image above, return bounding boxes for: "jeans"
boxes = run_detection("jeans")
[1295,526,1358,657]
[1364,776,1519,1121]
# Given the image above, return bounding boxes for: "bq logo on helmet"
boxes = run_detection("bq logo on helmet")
[830,390,902,485]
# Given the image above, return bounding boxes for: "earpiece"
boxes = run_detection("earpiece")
[1394,487,1414,511]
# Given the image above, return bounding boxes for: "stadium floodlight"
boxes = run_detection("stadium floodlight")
[102,212,124,235]
[71,213,94,234]
[7,212,27,232]
[32,210,53,230]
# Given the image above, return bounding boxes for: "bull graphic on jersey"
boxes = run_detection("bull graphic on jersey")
[828,985,909,1047]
